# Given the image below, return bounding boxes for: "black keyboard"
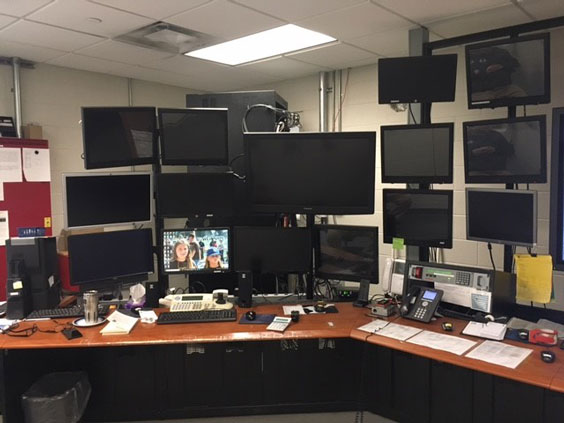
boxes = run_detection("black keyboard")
[157,309,237,324]
[27,304,111,320]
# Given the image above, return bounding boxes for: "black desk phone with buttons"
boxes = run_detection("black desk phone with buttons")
[400,286,443,323]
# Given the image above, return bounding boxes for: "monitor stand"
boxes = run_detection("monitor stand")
[353,279,370,307]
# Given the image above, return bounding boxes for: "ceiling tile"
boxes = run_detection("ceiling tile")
[298,2,412,41]
[0,0,54,18]
[239,56,330,80]
[516,0,564,20]
[348,27,412,57]
[165,0,284,40]
[427,4,531,39]
[0,14,17,30]
[27,0,154,38]
[47,52,133,74]
[76,40,175,65]
[116,65,200,88]
[0,20,104,51]
[89,0,212,20]
[371,0,511,24]
[0,39,66,62]
[232,0,366,22]
[287,42,378,69]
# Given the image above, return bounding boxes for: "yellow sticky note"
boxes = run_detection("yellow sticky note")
[514,254,552,303]
[44,217,51,228]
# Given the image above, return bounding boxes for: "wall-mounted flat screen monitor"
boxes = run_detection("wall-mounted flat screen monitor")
[232,227,311,273]
[157,172,235,218]
[378,54,457,104]
[465,33,550,109]
[158,108,229,165]
[383,189,453,248]
[68,229,154,288]
[381,123,454,184]
[81,107,157,169]
[466,189,537,247]
[463,115,547,184]
[314,225,379,283]
[63,172,153,229]
[162,228,230,273]
[244,131,376,214]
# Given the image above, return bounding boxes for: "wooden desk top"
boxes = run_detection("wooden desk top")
[1,304,562,393]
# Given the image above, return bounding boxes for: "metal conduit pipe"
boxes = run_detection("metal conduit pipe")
[12,57,22,138]
[319,71,328,132]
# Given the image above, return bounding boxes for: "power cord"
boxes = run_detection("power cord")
[487,243,496,271]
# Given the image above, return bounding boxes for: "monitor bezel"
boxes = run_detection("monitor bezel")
[380,123,454,184]
[549,107,564,271]
[162,227,231,274]
[81,106,157,169]
[382,189,454,249]
[244,131,376,215]
[158,107,229,166]
[62,171,154,230]
[462,115,547,184]
[465,188,537,247]
[314,224,379,284]
[465,32,551,110]
[68,228,155,287]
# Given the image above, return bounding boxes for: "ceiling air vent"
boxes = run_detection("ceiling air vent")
[115,22,220,55]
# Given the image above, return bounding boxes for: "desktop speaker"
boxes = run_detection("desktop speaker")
[145,281,162,308]
[237,272,253,308]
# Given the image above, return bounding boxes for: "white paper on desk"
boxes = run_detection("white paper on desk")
[462,321,507,341]
[0,210,8,246]
[375,322,422,341]
[357,319,389,334]
[22,148,50,182]
[283,305,305,315]
[465,340,533,369]
[407,330,477,356]
[0,148,22,183]
[100,310,139,335]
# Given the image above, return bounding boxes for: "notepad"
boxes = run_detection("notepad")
[100,310,139,335]
[462,321,507,341]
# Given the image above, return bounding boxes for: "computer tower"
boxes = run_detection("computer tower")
[6,237,60,310]
[6,260,31,319]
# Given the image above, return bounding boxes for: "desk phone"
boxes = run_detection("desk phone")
[400,286,443,323]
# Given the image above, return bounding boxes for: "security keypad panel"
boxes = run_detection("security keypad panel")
[407,262,493,313]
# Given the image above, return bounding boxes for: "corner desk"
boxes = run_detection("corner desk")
[1,304,563,423]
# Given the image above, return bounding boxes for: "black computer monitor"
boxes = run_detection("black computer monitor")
[466,189,537,247]
[244,131,376,214]
[158,108,229,165]
[314,225,379,283]
[463,115,547,184]
[383,189,453,248]
[465,33,550,109]
[81,107,157,169]
[68,229,154,289]
[378,54,457,104]
[232,227,311,273]
[381,123,454,184]
[162,228,230,273]
[63,172,153,229]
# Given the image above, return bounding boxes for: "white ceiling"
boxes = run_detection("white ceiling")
[0,0,562,92]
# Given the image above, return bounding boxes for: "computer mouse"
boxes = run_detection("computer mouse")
[314,302,326,313]
[245,310,256,321]
[541,350,555,363]
[441,322,453,332]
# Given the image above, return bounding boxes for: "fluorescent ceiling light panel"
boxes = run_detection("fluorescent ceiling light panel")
[185,24,336,65]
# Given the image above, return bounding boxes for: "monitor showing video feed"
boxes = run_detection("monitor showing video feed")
[162,228,230,273]
[381,123,454,184]
[463,115,546,184]
[465,33,550,109]
[383,189,453,248]
[315,225,379,283]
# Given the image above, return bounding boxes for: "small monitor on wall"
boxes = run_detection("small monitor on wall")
[465,33,550,109]
[466,189,537,247]
[63,172,153,229]
[381,123,454,184]
[383,189,453,248]
[162,228,230,273]
[463,115,547,184]
[81,107,157,169]
[158,108,229,165]
[314,225,379,283]
[378,54,457,104]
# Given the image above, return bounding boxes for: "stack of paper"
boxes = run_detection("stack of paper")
[100,310,139,335]
[357,319,390,333]
[376,323,422,341]
[462,321,507,341]
[465,340,533,369]
[407,330,477,356]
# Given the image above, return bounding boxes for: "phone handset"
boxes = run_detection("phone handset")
[400,286,443,323]
[400,286,420,316]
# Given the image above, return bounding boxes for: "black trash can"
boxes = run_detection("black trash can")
[21,371,91,423]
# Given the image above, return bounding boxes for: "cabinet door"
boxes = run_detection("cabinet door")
[392,351,431,423]
[222,341,263,406]
[430,361,473,423]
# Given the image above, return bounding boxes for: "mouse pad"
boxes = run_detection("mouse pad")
[239,314,276,324]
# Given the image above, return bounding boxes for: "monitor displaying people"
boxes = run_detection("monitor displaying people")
[163,228,229,273]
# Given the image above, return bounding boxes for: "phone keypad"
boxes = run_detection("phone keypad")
[414,307,426,320]
[455,272,472,286]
